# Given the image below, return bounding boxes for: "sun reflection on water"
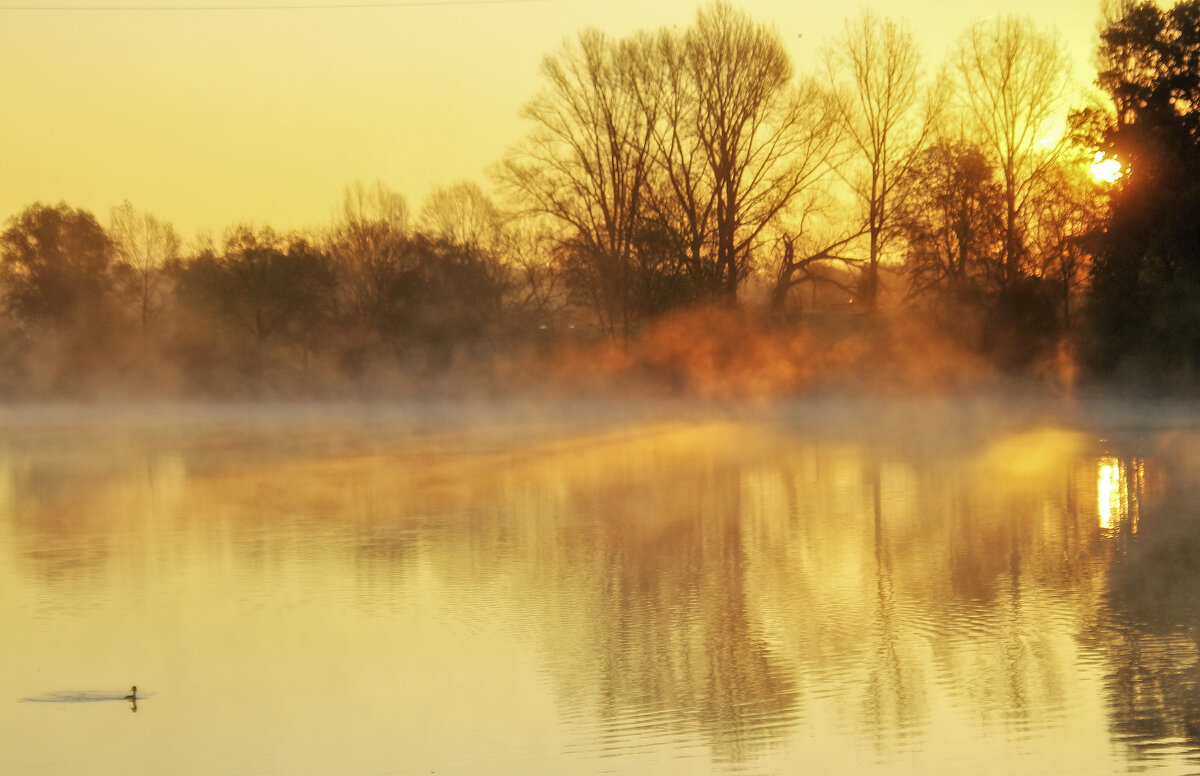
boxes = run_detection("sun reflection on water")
[1097,456,1143,535]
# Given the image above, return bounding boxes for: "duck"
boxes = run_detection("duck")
[123,686,137,701]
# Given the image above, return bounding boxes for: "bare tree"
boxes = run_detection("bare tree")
[499,29,656,337]
[501,4,839,327]
[1025,157,1104,330]
[950,16,1072,286]
[339,179,409,232]
[109,200,180,337]
[824,11,939,312]
[327,180,414,340]
[682,1,840,302]
[632,28,716,300]
[418,181,504,252]
[498,219,566,328]
[769,229,864,316]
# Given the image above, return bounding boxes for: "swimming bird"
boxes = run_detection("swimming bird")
[123,686,137,701]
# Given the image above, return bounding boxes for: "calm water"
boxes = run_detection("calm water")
[2,402,1200,775]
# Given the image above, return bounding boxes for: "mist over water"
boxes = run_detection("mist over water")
[2,401,1199,775]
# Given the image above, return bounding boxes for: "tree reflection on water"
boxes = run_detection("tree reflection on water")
[476,424,803,764]
[5,415,1200,773]
[1087,444,1200,765]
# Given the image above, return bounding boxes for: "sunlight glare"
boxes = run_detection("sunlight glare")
[1091,153,1123,183]
[1097,457,1121,533]
[1097,455,1142,535]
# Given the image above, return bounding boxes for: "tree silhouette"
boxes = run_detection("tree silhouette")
[327,180,417,357]
[503,3,841,333]
[0,202,113,326]
[500,29,654,337]
[109,200,181,337]
[673,1,839,303]
[1086,0,1200,380]
[418,181,504,253]
[175,226,335,373]
[824,10,939,312]
[1023,153,1102,331]
[897,138,1004,303]
[950,16,1072,288]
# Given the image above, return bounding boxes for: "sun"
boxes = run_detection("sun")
[1090,152,1123,183]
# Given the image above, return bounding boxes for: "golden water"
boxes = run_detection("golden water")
[1,404,1197,775]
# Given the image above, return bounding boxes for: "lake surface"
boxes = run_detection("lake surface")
[2,401,1200,775]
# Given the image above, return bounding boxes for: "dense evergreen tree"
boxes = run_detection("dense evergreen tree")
[1087,0,1200,381]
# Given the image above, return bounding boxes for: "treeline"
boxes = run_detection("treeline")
[0,183,554,397]
[0,1,1196,398]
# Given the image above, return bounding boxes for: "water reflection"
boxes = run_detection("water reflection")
[1097,456,1144,536]
[445,423,802,763]
[1090,460,1200,769]
[3,415,1200,775]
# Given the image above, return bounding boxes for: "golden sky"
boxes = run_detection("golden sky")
[0,0,1107,239]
